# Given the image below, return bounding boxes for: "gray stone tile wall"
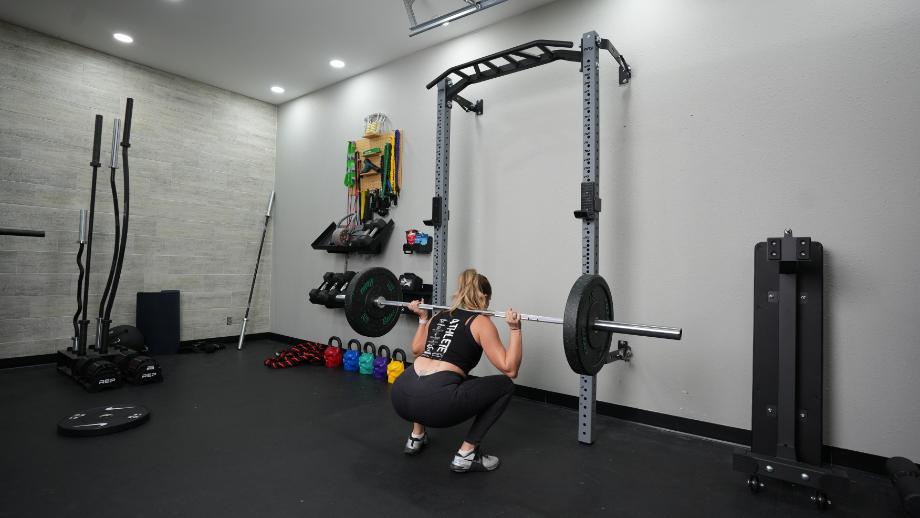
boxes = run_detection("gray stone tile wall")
[0,21,276,358]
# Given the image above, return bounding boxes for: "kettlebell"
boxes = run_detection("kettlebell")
[358,342,376,375]
[373,345,391,380]
[388,348,407,384]
[324,336,344,368]
[343,339,361,372]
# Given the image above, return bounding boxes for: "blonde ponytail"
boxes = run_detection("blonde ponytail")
[449,269,492,312]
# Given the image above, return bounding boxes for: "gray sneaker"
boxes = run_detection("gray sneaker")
[449,449,500,472]
[404,434,428,455]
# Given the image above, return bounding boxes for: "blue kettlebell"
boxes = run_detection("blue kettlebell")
[343,338,361,372]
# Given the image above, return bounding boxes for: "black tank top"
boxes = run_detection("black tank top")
[421,309,483,374]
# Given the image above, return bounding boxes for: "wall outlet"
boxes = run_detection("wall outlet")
[226,316,233,325]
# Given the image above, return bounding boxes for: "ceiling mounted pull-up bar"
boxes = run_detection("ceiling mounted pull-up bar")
[404,0,510,37]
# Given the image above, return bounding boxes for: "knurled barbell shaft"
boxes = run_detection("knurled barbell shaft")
[355,296,682,340]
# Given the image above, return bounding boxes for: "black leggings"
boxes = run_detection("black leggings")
[391,366,515,446]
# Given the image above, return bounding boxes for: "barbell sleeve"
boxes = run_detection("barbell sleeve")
[110,118,121,169]
[265,191,275,217]
[591,320,682,340]
[78,209,88,244]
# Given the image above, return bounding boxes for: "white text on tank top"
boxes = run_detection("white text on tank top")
[427,317,460,360]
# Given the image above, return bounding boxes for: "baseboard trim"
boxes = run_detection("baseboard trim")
[181,332,271,347]
[264,332,304,345]
[0,333,274,368]
[513,384,888,475]
[823,446,889,475]
[0,353,57,369]
[513,384,751,445]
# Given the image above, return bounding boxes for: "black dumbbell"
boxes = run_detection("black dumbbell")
[323,273,350,308]
[352,219,388,247]
[309,272,337,305]
[318,274,347,305]
[400,272,423,291]
[115,351,163,384]
[887,457,920,517]
[75,357,122,391]
[325,271,356,309]
[365,218,387,232]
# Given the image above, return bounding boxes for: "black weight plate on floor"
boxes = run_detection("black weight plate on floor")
[344,268,402,337]
[563,274,613,375]
[57,404,150,437]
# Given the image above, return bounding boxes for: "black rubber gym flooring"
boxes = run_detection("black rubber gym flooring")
[0,338,903,517]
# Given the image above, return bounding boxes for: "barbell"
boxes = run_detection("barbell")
[334,267,682,375]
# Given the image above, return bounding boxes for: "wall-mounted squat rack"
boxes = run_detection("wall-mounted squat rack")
[424,31,631,445]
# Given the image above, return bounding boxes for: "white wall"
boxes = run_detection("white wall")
[273,0,920,459]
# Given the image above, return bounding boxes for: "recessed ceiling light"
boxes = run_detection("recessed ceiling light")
[270,86,285,94]
[329,59,345,69]
[113,33,134,44]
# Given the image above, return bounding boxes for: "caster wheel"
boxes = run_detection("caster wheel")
[811,491,830,510]
[747,475,763,494]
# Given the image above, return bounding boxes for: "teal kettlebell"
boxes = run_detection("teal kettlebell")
[358,342,376,375]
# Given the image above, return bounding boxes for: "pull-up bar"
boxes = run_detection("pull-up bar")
[426,38,631,105]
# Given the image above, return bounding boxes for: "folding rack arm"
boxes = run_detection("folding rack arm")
[599,38,632,85]
[453,95,483,115]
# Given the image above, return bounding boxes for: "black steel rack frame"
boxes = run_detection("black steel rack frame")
[423,31,631,444]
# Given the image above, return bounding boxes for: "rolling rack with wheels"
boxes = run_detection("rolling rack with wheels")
[733,229,848,509]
